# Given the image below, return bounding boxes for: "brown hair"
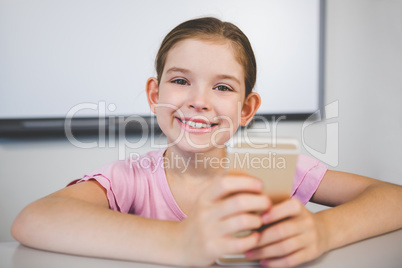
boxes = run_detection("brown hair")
[155,17,256,98]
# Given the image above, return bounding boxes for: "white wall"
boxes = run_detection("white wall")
[326,0,402,178]
[1,0,401,242]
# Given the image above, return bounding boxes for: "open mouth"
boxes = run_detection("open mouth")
[177,118,218,129]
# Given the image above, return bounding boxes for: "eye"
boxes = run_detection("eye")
[171,79,189,86]
[214,85,233,92]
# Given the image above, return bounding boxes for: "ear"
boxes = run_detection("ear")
[240,92,261,126]
[146,77,159,114]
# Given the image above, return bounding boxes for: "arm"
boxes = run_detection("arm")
[12,176,270,266]
[245,170,402,267]
[11,180,182,264]
[311,170,402,249]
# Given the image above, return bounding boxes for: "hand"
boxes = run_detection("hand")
[175,174,271,266]
[245,198,329,267]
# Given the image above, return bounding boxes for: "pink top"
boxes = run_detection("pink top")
[71,149,328,221]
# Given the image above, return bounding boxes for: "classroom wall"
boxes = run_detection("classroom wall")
[1,0,401,242]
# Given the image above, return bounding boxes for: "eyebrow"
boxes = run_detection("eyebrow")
[165,67,191,75]
[165,67,242,85]
[215,74,241,86]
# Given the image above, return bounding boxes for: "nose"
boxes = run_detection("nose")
[188,87,211,111]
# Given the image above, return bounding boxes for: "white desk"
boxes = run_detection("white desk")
[1,229,401,268]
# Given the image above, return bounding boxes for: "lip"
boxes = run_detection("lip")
[176,117,218,133]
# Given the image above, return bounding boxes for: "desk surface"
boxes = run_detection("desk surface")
[1,229,401,268]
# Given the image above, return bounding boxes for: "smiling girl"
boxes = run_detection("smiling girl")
[12,17,402,267]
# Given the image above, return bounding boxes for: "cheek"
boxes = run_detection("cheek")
[215,99,243,125]
[158,86,185,106]
[155,92,181,115]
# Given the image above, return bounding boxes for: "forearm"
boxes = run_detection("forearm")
[12,196,181,265]
[317,182,402,251]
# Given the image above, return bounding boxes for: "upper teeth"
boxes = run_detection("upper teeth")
[182,120,212,129]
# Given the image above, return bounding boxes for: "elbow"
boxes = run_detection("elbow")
[11,207,29,244]
[11,204,39,246]
[11,214,23,243]
[11,212,25,244]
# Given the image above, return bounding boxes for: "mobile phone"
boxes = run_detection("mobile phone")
[217,136,299,266]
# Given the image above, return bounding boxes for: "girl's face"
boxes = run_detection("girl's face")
[147,38,260,155]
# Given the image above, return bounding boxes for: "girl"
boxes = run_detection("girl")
[12,17,402,267]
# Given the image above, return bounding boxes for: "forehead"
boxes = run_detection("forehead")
[163,38,245,82]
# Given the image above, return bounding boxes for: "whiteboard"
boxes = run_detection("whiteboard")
[0,0,322,123]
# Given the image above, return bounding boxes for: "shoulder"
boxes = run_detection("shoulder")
[296,154,327,172]
[291,154,329,204]
[295,154,328,183]
[128,149,166,172]
[93,149,166,178]
[68,149,166,213]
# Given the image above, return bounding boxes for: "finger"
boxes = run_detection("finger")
[257,217,304,247]
[247,232,309,260]
[261,198,303,225]
[222,231,261,255]
[217,193,270,219]
[259,247,317,268]
[217,213,262,237]
[207,175,263,202]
